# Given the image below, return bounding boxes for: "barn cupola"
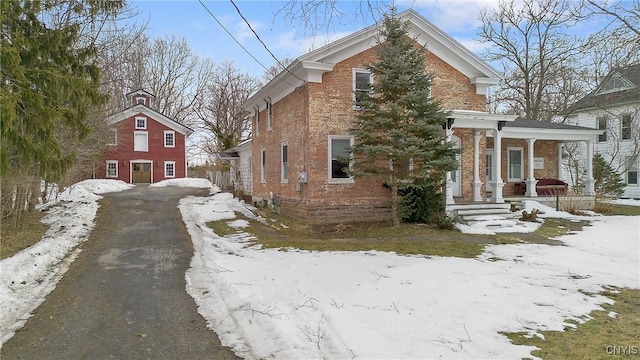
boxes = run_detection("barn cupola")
[126,89,156,108]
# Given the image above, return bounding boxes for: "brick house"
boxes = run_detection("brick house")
[241,9,602,224]
[97,89,191,184]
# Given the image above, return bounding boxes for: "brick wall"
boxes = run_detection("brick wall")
[97,113,187,183]
[252,44,488,223]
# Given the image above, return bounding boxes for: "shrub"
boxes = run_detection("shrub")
[398,177,444,224]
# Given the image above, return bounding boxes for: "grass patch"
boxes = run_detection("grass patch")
[1,210,48,259]
[207,209,525,258]
[595,203,640,216]
[505,288,640,359]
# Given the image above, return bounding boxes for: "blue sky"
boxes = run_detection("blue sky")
[130,0,508,78]
[130,0,611,80]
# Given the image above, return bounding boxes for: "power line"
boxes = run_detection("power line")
[228,0,306,84]
[197,0,269,73]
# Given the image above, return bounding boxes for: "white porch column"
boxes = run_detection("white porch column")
[557,143,564,182]
[584,139,596,195]
[473,131,483,201]
[525,138,538,197]
[446,128,455,205]
[490,128,505,203]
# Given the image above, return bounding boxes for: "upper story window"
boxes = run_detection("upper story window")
[353,68,372,109]
[135,116,147,130]
[134,131,148,152]
[164,130,175,147]
[328,135,354,183]
[136,97,146,105]
[107,128,117,146]
[265,99,273,130]
[255,108,260,136]
[597,117,607,143]
[621,115,632,140]
[595,74,634,95]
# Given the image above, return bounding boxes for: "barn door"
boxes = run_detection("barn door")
[132,163,151,183]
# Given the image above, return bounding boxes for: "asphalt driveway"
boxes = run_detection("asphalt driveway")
[2,186,240,359]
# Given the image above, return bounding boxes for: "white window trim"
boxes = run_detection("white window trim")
[135,116,147,130]
[281,142,288,183]
[164,130,175,148]
[260,148,266,184]
[107,128,117,146]
[106,160,118,178]
[328,135,355,184]
[135,96,146,105]
[133,131,148,152]
[507,147,524,182]
[267,101,273,130]
[597,116,607,143]
[164,161,176,178]
[352,68,373,110]
[255,108,260,136]
[621,114,632,141]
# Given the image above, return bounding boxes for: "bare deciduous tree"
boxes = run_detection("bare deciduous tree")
[194,61,260,155]
[478,0,588,122]
[262,58,295,84]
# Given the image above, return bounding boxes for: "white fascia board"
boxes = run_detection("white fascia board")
[500,127,604,141]
[445,110,517,129]
[105,104,191,136]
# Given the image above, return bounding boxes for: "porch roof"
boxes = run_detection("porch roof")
[499,118,603,141]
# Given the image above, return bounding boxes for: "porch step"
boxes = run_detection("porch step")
[447,203,516,225]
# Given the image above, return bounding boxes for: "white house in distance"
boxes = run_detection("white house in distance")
[566,63,640,199]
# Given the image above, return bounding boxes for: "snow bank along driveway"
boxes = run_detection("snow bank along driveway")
[181,193,640,360]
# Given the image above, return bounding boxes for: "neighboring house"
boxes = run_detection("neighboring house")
[241,9,602,224]
[96,89,191,184]
[215,139,253,195]
[566,63,640,199]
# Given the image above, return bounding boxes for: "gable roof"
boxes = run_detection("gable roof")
[569,63,640,112]
[126,89,156,101]
[105,103,192,136]
[244,9,501,111]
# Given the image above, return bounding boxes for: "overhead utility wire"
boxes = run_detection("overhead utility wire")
[228,0,307,84]
[198,0,269,73]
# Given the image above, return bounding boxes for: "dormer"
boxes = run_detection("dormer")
[126,89,156,108]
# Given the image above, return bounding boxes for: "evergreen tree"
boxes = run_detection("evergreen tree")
[0,1,122,180]
[349,8,459,226]
[593,153,626,198]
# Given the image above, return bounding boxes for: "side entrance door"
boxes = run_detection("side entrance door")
[486,149,494,192]
[132,162,151,183]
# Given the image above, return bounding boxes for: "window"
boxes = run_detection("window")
[136,97,146,105]
[507,147,523,182]
[135,117,147,129]
[164,161,175,178]
[597,117,607,142]
[260,148,266,183]
[164,130,175,147]
[108,129,117,146]
[255,108,260,136]
[266,100,273,130]
[281,142,288,182]
[106,161,118,178]
[596,74,634,95]
[134,131,148,152]
[621,115,632,140]
[353,69,372,108]
[328,135,354,182]
[627,157,638,186]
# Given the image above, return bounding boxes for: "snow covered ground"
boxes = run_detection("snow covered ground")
[1,178,639,359]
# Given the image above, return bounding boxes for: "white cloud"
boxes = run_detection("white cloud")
[235,18,265,43]
[401,0,501,33]
[271,30,355,59]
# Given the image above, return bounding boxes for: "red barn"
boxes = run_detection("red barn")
[97,89,191,184]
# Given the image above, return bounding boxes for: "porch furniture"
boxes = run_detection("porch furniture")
[516,179,568,196]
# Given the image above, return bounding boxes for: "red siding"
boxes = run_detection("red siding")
[96,112,187,183]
